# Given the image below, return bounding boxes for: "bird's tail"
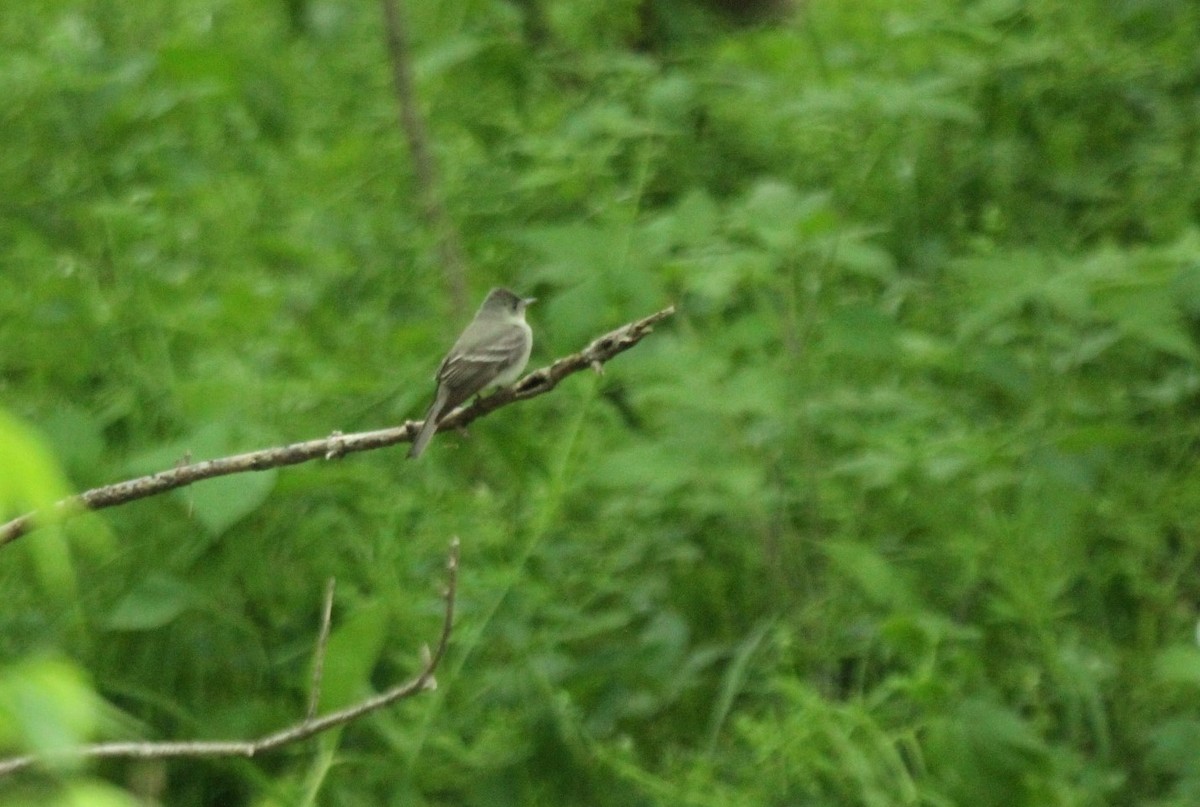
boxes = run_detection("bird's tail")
[407,398,444,459]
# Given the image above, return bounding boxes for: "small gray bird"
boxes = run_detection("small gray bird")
[407,288,535,459]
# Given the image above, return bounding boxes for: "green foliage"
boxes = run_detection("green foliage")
[3,0,1200,804]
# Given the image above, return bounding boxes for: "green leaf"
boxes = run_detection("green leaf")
[0,410,75,596]
[124,422,277,538]
[669,188,720,246]
[730,181,836,254]
[705,619,774,756]
[823,540,913,608]
[1154,645,1200,687]
[317,603,388,711]
[1094,280,1198,361]
[37,405,105,481]
[188,469,277,537]
[830,239,897,282]
[55,782,141,807]
[0,657,100,761]
[106,573,196,631]
[0,409,70,520]
[823,304,899,360]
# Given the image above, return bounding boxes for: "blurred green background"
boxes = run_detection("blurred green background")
[3,0,1200,804]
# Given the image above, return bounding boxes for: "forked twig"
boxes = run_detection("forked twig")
[0,539,461,777]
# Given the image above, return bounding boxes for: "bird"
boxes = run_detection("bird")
[407,288,535,459]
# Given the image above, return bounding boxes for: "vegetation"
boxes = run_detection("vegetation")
[3,0,1200,804]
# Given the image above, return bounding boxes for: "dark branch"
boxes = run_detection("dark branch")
[0,307,674,548]
[379,0,469,314]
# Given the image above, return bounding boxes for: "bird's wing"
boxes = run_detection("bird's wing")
[436,326,530,411]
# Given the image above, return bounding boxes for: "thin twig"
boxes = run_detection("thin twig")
[379,0,469,314]
[307,577,337,721]
[0,306,674,548]
[0,539,461,777]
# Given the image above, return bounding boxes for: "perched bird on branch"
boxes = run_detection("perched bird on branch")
[408,288,535,459]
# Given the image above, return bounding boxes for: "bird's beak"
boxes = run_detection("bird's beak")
[524,297,537,306]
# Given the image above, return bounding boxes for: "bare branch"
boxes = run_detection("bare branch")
[379,0,469,314]
[307,577,337,720]
[0,539,461,777]
[0,306,674,548]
